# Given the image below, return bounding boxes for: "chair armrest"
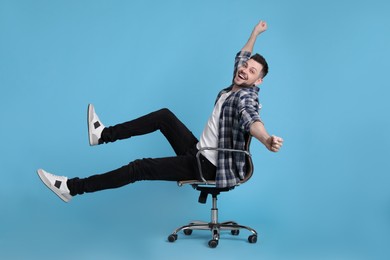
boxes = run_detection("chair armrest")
[196,147,252,183]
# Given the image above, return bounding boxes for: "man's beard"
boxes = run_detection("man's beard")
[235,81,254,88]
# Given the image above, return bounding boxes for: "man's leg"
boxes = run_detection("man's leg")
[101,108,198,156]
[37,107,209,201]
[67,153,216,196]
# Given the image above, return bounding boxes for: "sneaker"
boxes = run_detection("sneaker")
[37,169,72,203]
[88,104,105,146]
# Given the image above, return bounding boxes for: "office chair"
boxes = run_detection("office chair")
[168,135,258,248]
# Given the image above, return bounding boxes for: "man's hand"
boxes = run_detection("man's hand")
[266,135,283,152]
[252,20,267,37]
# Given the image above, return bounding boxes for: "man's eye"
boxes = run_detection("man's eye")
[250,70,255,74]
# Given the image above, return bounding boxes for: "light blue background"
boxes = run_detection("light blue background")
[1,0,389,259]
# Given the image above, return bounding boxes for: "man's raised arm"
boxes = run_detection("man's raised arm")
[241,20,268,53]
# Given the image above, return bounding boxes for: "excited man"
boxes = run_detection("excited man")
[37,20,283,202]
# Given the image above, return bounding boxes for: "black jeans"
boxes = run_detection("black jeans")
[67,108,216,196]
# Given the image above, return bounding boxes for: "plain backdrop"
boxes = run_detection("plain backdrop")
[1,0,389,259]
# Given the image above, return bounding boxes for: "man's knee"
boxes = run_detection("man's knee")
[156,108,175,120]
[158,108,173,115]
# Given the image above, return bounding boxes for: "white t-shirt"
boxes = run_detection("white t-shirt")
[196,91,232,166]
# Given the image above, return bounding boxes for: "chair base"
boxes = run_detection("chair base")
[168,220,258,248]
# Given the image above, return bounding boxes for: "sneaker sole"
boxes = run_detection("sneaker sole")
[87,104,94,146]
[37,169,70,203]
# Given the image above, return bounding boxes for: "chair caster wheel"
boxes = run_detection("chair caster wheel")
[231,229,240,236]
[248,235,257,244]
[208,239,218,248]
[183,229,193,235]
[168,234,177,242]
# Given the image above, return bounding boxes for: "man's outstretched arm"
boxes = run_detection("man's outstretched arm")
[241,20,268,53]
[250,121,283,152]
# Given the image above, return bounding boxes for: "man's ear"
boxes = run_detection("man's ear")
[254,77,263,86]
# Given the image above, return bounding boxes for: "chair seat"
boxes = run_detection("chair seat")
[177,180,216,186]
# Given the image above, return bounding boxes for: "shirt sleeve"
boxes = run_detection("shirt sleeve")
[238,92,262,133]
[233,51,252,79]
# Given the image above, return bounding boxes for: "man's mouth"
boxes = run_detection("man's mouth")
[238,71,247,80]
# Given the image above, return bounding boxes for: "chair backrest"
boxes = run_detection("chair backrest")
[178,134,254,187]
[238,134,254,185]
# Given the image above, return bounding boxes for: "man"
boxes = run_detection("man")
[37,20,283,203]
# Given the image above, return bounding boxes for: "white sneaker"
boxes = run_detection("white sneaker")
[37,169,72,203]
[88,104,105,146]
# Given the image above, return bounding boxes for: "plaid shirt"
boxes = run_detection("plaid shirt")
[215,51,262,188]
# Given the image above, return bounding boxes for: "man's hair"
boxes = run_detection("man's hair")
[250,53,269,79]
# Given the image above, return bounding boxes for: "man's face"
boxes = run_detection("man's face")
[233,59,263,87]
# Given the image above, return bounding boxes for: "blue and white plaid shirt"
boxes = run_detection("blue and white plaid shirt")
[215,51,262,188]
